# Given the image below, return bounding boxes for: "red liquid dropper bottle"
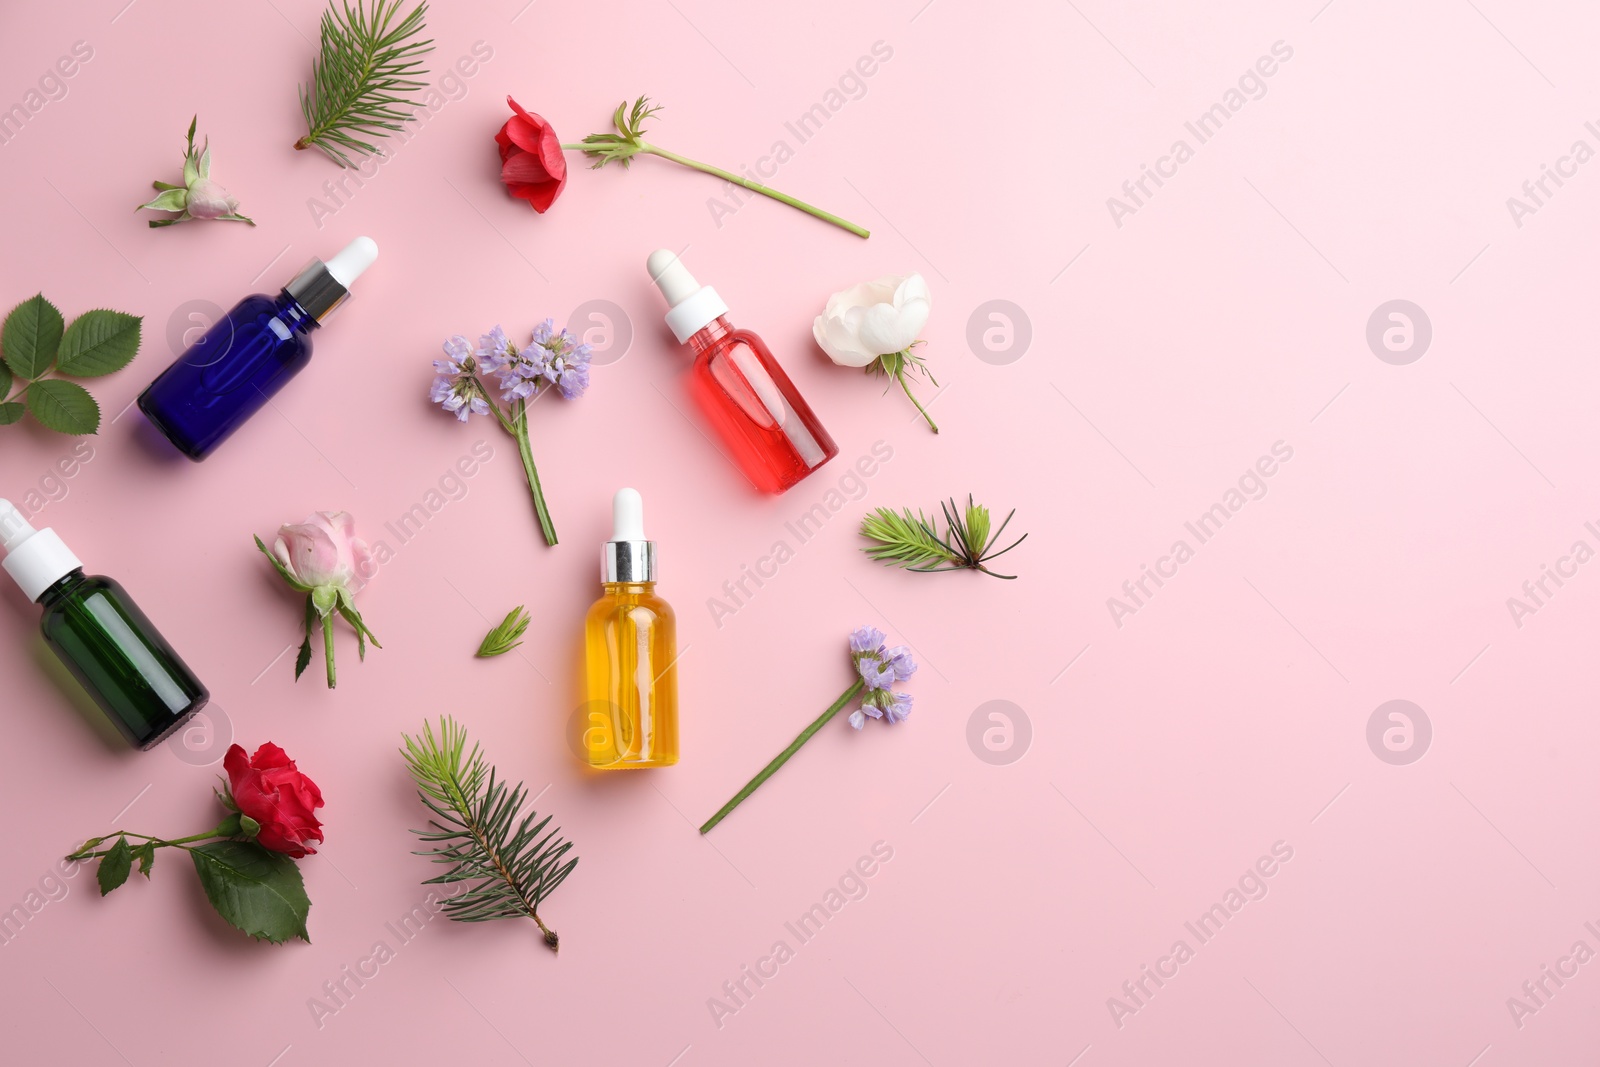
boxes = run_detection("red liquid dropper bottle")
[648,250,838,494]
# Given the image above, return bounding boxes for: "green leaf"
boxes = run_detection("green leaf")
[0,402,22,426]
[25,379,99,435]
[133,840,156,878]
[189,840,311,944]
[255,535,312,592]
[97,837,133,895]
[336,590,381,654]
[476,605,530,657]
[137,188,189,213]
[2,294,64,379]
[0,357,11,399]
[57,309,142,377]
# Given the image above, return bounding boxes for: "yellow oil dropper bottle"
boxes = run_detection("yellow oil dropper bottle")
[580,488,679,768]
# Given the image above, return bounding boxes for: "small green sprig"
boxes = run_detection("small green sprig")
[295,0,433,167]
[0,295,141,434]
[476,605,530,657]
[860,495,1027,579]
[401,717,578,951]
[562,96,869,238]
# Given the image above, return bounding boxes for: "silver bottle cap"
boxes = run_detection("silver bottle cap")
[284,259,350,323]
[603,540,657,583]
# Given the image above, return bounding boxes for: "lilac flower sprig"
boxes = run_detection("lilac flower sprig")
[429,320,592,545]
[700,627,916,834]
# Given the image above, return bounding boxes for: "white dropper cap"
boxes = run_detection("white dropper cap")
[612,487,646,541]
[285,236,379,323]
[0,499,82,602]
[603,488,657,583]
[326,236,379,287]
[647,249,729,343]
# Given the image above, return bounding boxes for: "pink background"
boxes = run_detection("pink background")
[1,0,1596,1063]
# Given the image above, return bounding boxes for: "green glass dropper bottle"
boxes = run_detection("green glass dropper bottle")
[0,499,209,749]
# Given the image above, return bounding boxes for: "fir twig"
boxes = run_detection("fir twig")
[295,0,434,168]
[401,717,577,951]
[860,495,1027,579]
[476,606,530,658]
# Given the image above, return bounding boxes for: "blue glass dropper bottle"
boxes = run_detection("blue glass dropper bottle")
[137,237,378,460]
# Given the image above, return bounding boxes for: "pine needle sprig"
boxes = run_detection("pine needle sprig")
[475,605,530,657]
[295,0,433,168]
[401,717,577,951]
[860,495,1027,579]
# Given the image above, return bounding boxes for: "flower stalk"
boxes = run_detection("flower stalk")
[700,680,863,834]
[69,817,241,860]
[430,324,591,547]
[563,97,869,238]
[701,628,916,834]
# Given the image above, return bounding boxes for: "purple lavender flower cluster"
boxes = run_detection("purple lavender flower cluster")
[847,626,917,729]
[477,320,592,402]
[429,320,593,422]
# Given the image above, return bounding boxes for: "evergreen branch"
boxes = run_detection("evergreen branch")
[860,495,1027,579]
[295,0,434,168]
[476,605,530,657]
[401,717,577,951]
[859,507,959,571]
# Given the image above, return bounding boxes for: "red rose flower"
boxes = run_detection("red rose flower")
[223,742,325,858]
[496,96,567,212]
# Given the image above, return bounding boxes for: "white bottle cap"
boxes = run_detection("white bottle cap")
[0,499,82,602]
[612,487,646,541]
[325,236,380,287]
[647,249,729,343]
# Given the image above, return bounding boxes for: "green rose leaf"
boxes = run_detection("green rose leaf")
[2,294,65,379]
[133,840,157,878]
[190,840,311,944]
[0,402,23,426]
[57,309,142,378]
[26,379,100,435]
[137,188,189,213]
[0,358,11,398]
[97,836,134,895]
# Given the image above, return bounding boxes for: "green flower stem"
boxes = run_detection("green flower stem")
[68,817,239,861]
[562,141,870,239]
[323,612,337,689]
[479,379,557,546]
[511,400,558,546]
[700,678,866,834]
[894,357,939,434]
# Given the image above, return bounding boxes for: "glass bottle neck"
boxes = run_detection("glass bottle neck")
[37,568,86,606]
[603,581,655,596]
[275,290,320,335]
[687,315,733,355]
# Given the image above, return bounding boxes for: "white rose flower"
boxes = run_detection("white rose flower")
[812,274,932,367]
[812,273,939,432]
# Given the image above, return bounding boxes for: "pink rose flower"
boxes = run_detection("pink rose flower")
[272,511,374,591]
[185,177,241,220]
